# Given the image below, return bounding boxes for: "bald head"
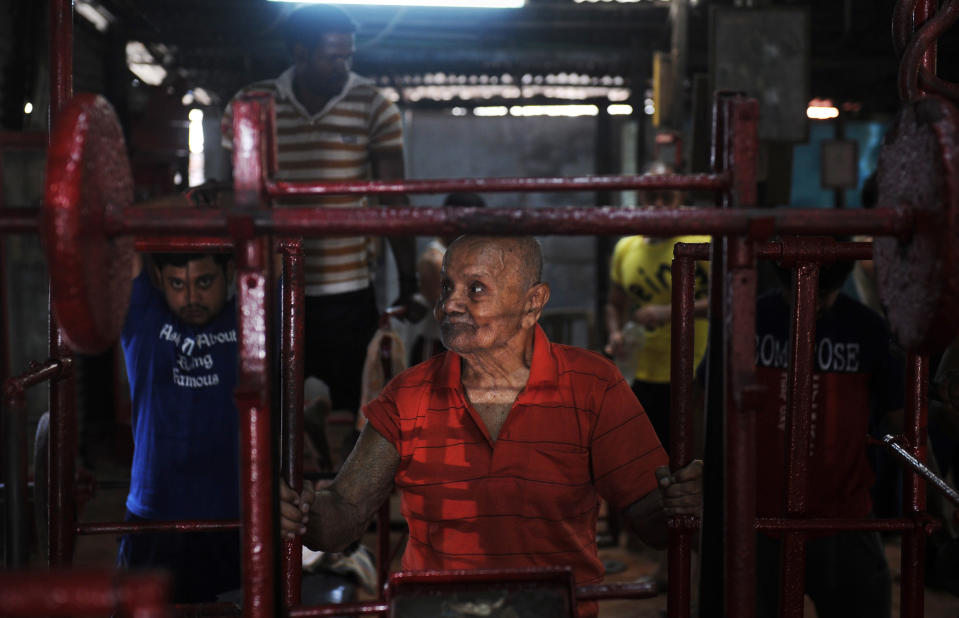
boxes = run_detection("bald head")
[446,235,543,291]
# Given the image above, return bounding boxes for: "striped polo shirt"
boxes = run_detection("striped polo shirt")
[364,325,667,617]
[222,68,404,296]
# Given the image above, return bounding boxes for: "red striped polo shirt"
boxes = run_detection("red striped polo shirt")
[364,325,667,617]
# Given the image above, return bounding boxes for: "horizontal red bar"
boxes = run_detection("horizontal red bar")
[576,580,658,600]
[0,569,168,616]
[0,131,46,149]
[267,172,731,197]
[115,206,910,239]
[754,517,926,532]
[289,601,388,617]
[76,519,240,535]
[135,237,233,252]
[5,359,66,393]
[0,208,41,234]
[675,240,873,262]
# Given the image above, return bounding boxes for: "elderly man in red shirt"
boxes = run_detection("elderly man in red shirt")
[281,235,703,617]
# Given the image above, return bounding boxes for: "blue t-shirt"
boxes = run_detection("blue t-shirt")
[121,271,241,520]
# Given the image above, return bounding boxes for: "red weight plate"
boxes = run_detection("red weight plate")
[42,94,134,354]
[874,96,959,354]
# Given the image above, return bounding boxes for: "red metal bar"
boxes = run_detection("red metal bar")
[266,172,731,197]
[0,131,47,149]
[280,240,305,609]
[667,252,696,618]
[674,239,873,263]
[288,601,388,617]
[232,96,277,618]
[722,94,760,618]
[114,205,912,239]
[779,262,819,618]
[0,570,170,617]
[134,237,233,253]
[755,517,935,533]
[76,520,240,535]
[48,0,77,570]
[901,352,929,618]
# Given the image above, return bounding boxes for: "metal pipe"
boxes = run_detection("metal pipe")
[901,352,929,618]
[755,517,933,533]
[779,262,819,618]
[76,519,240,535]
[48,0,77,570]
[881,434,959,507]
[576,580,658,600]
[280,240,305,609]
[667,253,696,618]
[134,237,233,253]
[288,601,388,617]
[115,205,912,239]
[0,570,170,617]
[0,210,40,235]
[266,172,731,197]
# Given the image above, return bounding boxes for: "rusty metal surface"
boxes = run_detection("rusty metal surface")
[267,172,731,197]
[901,352,930,618]
[41,93,135,354]
[894,0,959,103]
[280,240,305,609]
[874,96,959,354]
[115,204,911,239]
[667,254,696,618]
[0,570,170,617]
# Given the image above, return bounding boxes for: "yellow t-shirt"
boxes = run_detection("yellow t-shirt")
[609,235,711,383]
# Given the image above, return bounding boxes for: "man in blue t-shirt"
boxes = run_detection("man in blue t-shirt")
[117,251,241,603]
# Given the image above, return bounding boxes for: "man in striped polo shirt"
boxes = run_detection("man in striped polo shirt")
[280,236,703,618]
[222,4,420,427]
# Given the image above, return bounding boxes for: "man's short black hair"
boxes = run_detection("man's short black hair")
[282,4,358,52]
[152,253,232,272]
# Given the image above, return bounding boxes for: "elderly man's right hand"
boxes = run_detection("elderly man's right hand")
[279,479,314,539]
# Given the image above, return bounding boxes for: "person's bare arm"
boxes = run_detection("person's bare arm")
[371,148,421,319]
[604,283,629,357]
[623,459,703,549]
[280,423,399,552]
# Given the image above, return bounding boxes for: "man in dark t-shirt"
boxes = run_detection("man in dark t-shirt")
[117,251,241,603]
[753,259,904,618]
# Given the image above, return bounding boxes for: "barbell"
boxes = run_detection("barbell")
[36,93,959,355]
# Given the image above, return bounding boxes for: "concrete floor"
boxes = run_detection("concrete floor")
[26,420,959,618]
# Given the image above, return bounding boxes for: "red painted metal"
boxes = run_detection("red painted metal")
[575,581,658,600]
[42,93,136,354]
[0,209,40,234]
[0,570,170,617]
[901,352,929,618]
[115,204,912,239]
[48,0,78,571]
[288,601,388,617]
[232,96,277,618]
[76,520,240,535]
[779,262,819,618]
[755,517,937,533]
[721,94,760,618]
[667,251,696,618]
[134,237,232,252]
[266,172,731,197]
[674,239,873,264]
[280,240,305,609]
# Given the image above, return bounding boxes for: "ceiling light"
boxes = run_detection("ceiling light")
[807,97,839,120]
[268,0,523,7]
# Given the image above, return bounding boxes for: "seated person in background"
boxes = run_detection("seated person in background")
[117,252,241,603]
[280,235,703,618]
[753,257,904,618]
[406,192,487,366]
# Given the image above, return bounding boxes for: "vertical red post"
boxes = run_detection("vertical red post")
[900,352,928,618]
[779,261,819,618]
[721,94,760,618]
[281,240,305,608]
[915,0,937,92]
[48,0,77,568]
[667,252,695,618]
[232,96,277,618]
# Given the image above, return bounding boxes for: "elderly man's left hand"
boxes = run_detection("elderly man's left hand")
[655,459,703,517]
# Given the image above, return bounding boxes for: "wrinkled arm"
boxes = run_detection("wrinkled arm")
[280,423,399,552]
